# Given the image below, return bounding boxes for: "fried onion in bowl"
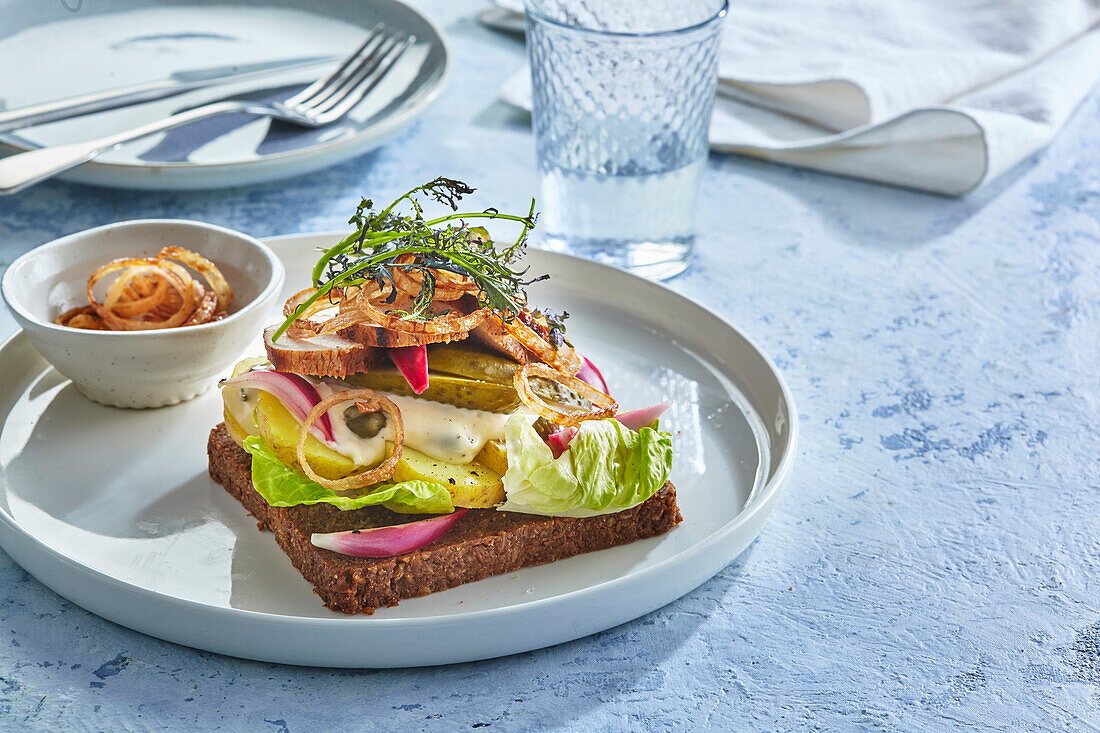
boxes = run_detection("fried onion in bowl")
[58,246,233,331]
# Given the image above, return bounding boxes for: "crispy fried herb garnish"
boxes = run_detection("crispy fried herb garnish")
[533,307,569,348]
[273,178,551,341]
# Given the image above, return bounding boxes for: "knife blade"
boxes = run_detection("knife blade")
[0,54,339,134]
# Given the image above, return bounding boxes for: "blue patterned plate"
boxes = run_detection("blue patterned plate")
[0,0,450,190]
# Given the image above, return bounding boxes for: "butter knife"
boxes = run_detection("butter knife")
[0,54,339,134]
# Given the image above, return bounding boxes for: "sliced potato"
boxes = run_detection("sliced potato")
[254,392,358,480]
[475,439,508,477]
[392,446,504,508]
[245,385,506,507]
[222,406,251,448]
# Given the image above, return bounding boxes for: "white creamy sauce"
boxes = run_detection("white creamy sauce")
[388,393,512,463]
[311,380,511,466]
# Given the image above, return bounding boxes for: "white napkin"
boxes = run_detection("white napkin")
[498,0,1100,195]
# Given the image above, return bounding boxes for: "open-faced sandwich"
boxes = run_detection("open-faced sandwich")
[207,178,681,614]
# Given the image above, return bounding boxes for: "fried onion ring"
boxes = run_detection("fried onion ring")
[85,257,196,330]
[513,363,617,426]
[500,316,582,375]
[282,283,393,339]
[55,305,107,330]
[62,246,233,331]
[282,287,337,338]
[353,286,488,335]
[182,287,219,326]
[147,285,192,321]
[158,246,233,312]
[296,389,405,491]
[391,256,479,302]
[102,266,171,317]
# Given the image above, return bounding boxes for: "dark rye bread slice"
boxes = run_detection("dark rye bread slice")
[207,424,682,614]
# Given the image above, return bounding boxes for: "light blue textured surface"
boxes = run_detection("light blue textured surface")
[1,2,1099,730]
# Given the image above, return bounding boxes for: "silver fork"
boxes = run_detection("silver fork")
[0,26,414,195]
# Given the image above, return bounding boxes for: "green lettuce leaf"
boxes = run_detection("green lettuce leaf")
[242,436,454,514]
[499,412,673,517]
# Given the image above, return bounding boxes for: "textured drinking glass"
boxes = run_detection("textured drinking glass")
[526,0,726,280]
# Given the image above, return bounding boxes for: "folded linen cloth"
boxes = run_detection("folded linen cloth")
[497,0,1100,195]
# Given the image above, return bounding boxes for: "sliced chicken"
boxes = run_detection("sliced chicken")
[264,326,381,378]
[470,313,534,364]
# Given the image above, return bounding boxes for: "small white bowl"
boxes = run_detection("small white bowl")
[1,219,285,409]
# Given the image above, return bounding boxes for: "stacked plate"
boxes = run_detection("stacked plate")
[0,0,450,189]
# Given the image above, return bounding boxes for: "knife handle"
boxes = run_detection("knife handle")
[0,81,182,134]
[0,101,245,194]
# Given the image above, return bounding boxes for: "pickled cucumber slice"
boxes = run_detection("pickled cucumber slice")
[427,342,518,384]
[343,369,521,413]
[429,343,590,409]
[343,368,587,415]
[231,355,272,377]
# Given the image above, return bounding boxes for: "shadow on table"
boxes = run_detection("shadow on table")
[470,100,530,135]
[323,546,760,730]
[0,538,757,728]
[710,148,1041,254]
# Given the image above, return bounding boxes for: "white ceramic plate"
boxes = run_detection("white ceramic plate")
[0,1,450,190]
[0,233,797,668]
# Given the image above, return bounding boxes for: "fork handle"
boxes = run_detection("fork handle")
[0,101,246,194]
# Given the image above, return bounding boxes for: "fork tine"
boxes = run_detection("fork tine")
[303,31,399,113]
[309,33,403,116]
[284,24,386,108]
[313,35,415,122]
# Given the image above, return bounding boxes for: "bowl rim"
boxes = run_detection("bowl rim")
[1,218,285,338]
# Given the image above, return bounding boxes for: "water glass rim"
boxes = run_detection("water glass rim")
[524,0,729,39]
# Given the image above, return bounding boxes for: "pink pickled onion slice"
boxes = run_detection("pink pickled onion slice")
[310,508,469,557]
[576,354,609,394]
[615,401,671,431]
[388,344,429,394]
[547,427,578,458]
[545,402,671,455]
[220,369,335,443]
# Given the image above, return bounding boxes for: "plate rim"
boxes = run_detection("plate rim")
[0,234,797,654]
[0,0,453,174]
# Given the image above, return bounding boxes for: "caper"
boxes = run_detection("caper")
[533,417,557,440]
[344,406,386,438]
